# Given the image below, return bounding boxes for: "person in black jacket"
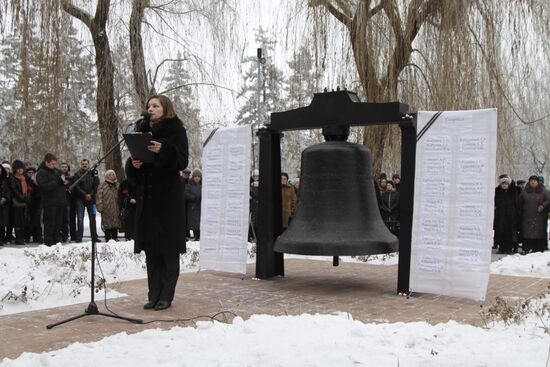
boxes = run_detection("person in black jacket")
[24,166,43,243]
[36,153,69,246]
[73,159,99,242]
[9,160,30,245]
[184,169,202,241]
[118,178,137,241]
[125,94,189,311]
[380,180,400,236]
[0,165,11,246]
[493,175,517,254]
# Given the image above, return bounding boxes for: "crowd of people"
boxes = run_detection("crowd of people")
[493,174,550,255]
[0,155,203,247]
[2,152,548,257]
[247,170,550,257]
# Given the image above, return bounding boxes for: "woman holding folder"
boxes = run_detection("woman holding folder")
[125,94,189,311]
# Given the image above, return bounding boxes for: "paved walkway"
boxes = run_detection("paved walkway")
[0,259,548,360]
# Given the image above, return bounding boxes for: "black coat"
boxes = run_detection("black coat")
[125,116,189,254]
[380,190,400,222]
[493,184,517,234]
[36,162,67,207]
[73,168,99,201]
[184,180,202,231]
[0,166,11,226]
[518,185,550,239]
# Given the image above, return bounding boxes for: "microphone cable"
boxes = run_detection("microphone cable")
[94,244,240,326]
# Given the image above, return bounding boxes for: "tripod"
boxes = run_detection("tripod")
[47,137,143,329]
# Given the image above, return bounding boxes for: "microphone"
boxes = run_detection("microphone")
[133,112,150,132]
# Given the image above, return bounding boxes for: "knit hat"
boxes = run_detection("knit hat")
[2,163,11,172]
[499,176,512,185]
[252,169,259,176]
[517,179,526,185]
[12,160,25,172]
[192,169,202,177]
[182,168,191,174]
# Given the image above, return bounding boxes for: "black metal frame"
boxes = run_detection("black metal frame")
[254,90,416,294]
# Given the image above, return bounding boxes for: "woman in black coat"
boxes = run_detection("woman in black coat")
[518,175,550,253]
[9,160,31,245]
[125,94,189,311]
[493,176,517,254]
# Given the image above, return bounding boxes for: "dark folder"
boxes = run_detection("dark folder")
[123,132,154,163]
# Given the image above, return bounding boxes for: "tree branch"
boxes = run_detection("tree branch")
[150,58,189,89]
[468,22,550,125]
[310,0,353,29]
[60,0,92,29]
[94,0,111,28]
[159,82,239,96]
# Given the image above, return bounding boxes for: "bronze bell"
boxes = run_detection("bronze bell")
[274,131,398,256]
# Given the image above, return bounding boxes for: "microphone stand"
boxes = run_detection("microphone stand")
[47,135,143,329]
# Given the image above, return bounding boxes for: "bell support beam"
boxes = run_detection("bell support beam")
[270,91,409,132]
[397,118,417,294]
[255,128,284,279]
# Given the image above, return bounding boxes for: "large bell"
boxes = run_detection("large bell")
[274,140,398,256]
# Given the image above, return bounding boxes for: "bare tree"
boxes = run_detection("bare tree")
[60,0,123,178]
[130,0,153,110]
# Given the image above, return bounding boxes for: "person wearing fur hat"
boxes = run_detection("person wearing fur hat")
[8,160,31,244]
[36,153,69,246]
[518,175,550,254]
[493,175,517,254]
[96,170,121,242]
[126,94,189,311]
[184,169,202,241]
[0,164,11,246]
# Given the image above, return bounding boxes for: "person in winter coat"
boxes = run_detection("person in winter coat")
[249,169,259,242]
[184,169,202,241]
[281,172,296,231]
[9,160,31,245]
[118,178,137,241]
[2,162,14,243]
[36,153,69,246]
[73,159,99,242]
[96,170,121,242]
[125,94,189,311]
[380,180,400,235]
[493,175,517,254]
[518,175,550,254]
[0,165,11,246]
[59,162,73,242]
[180,168,191,239]
[25,166,43,243]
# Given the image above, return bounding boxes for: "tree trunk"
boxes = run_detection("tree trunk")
[315,0,439,176]
[61,0,123,179]
[130,0,152,110]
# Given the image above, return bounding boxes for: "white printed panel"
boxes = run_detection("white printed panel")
[410,109,497,302]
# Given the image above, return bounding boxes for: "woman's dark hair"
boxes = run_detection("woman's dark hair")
[146,94,177,120]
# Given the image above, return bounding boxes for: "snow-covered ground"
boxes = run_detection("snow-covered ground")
[2,308,549,367]
[2,238,549,316]
[1,216,550,366]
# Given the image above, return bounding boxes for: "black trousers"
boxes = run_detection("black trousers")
[43,205,64,246]
[145,251,180,303]
[104,228,118,241]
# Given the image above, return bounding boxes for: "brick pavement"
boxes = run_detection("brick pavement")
[0,259,548,360]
